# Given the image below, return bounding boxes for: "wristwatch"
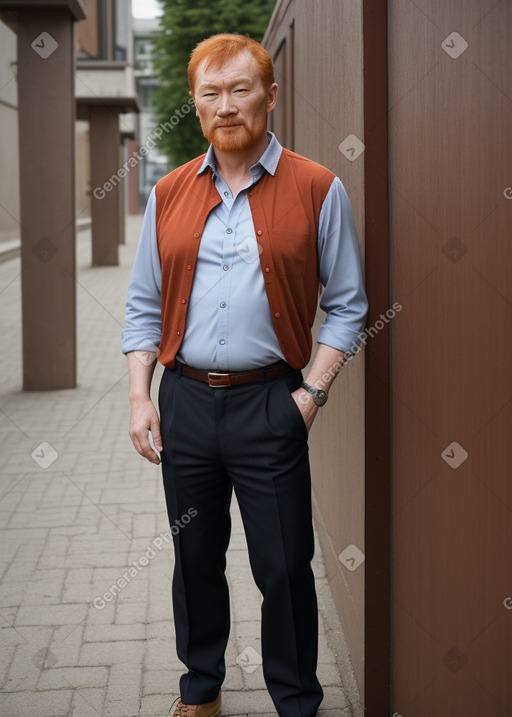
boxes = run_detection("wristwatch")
[301,381,328,407]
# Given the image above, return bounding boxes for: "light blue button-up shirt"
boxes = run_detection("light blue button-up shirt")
[122,132,368,371]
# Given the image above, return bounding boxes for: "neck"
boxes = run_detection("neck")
[213,132,269,181]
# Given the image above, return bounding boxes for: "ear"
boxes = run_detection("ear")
[189,89,199,117]
[266,83,278,113]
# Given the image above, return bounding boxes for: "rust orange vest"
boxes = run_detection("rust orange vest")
[155,148,334,369]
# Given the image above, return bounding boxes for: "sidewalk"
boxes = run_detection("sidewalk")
[0,215,361,717]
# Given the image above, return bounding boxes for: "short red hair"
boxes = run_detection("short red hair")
[188,33,274,93]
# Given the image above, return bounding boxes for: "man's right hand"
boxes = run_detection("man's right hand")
[129,397,163,465]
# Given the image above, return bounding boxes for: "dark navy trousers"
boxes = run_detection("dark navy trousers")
[158,364,323,717]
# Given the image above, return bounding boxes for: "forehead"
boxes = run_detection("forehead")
[196,50,260,88]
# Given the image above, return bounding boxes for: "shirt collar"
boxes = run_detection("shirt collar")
[198,131,283,179]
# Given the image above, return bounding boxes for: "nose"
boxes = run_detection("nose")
[217,92,237,117]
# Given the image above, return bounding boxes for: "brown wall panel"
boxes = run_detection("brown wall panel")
[265,0,367,700]
[389,0,512,714]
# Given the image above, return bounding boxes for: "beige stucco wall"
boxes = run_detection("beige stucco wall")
[75,120,91,219]
[264,0,366,695]
[0,21,20,243]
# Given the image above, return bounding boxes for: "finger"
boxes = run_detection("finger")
[131,429,161,465]
[150,417,163,452]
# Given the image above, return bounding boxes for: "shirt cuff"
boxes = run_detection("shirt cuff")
[317,324,366,356]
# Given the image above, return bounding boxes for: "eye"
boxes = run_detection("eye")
[203,92,217,98]
[234,88,249,94]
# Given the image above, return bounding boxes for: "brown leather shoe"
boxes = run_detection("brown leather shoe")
[170,692,221,717]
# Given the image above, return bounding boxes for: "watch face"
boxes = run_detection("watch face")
[314,390,328,406]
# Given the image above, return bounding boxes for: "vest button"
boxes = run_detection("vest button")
[176,331,181,336]
[265,267,271,273]
[274,312,281,319]
[181,298,187,304]
[257,230,263,236]
[194,233,200,238]
[187,265,192,270]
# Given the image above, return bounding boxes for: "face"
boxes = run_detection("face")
[192,51,277,152]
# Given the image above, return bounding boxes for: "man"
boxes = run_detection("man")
[123,33,367,717]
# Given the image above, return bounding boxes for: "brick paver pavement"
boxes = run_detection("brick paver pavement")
[0,216,362,717]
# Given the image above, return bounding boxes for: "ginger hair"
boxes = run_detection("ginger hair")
[188,33,274,93]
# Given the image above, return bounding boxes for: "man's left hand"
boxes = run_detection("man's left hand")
[291,388,319,432]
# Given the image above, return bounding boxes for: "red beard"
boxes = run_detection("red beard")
[202,117,266,152]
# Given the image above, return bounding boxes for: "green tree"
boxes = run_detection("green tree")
[153,0,276,168]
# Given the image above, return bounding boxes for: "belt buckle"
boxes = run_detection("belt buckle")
[207,372,231,387]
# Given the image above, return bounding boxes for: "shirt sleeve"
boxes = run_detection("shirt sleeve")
[316,177,368,354]
[121,187,162,354]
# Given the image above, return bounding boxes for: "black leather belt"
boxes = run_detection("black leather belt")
[179,360,293,387]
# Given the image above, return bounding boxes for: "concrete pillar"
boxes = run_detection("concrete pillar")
[118,142,125,244]
[16,9,78,389]
[127,139,140,214]
[89,105,121,265]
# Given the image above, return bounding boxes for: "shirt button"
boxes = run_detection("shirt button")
[226,228,233,234]
[220,302,226,308]
[223,264,229,271]
[219,339,226,345]
[224,191,229,197]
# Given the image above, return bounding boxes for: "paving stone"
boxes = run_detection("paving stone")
[144,638,175,671]
[104,662,142,716]
[0,688,73,716]
[84,622,146,643]
[145,620,172,640]
[15,603,88,627]
[69,686,106,716]
[147,598,173,622]
[142,667,182,696]
[37,665,109,690]
[78,640,145,667]
[221,688,275,714]
[132,513,157,539]
[2,560,38,582]
[62,580,94,604]
[0,580,27,607]
[21,571,66,605]
[48,624,85,668]
[320,685,351,710]
[140,692,174,716]
[115,599,148,625]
